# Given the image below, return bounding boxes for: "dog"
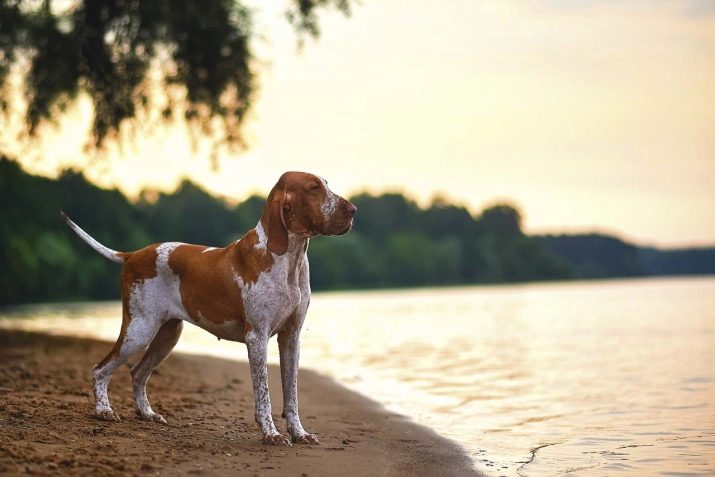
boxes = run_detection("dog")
[62,171,356,445]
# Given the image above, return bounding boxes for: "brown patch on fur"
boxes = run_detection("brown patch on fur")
[265,190,288,255]
[234,230,274,285]
[165,231,274,331]
[119,245,160,283]
[168,245,247,327]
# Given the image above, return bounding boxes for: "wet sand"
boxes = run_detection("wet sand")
[0,330,478,476]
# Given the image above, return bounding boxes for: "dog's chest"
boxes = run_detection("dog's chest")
[242,254,308,332]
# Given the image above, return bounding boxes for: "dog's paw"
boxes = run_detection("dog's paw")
[291,432,320,445]
[94,408,120,422]
[262,432,292,446]
[150,413,168,425]
[137,411,168,425]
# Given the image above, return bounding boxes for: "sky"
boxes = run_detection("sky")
[8,0,715,247]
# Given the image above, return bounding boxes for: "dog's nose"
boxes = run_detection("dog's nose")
[346,203,357,217]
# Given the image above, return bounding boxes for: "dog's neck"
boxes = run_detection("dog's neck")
[282,232,309,260]
[252,221,308,286]
[254,220,308,256]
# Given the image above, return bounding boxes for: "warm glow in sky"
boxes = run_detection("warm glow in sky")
[9,0,715,247]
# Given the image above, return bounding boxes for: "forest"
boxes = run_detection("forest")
[2,157,714,305]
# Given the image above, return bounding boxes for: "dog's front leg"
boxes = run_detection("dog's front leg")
[245,329,291,446]
[278,328,320,444]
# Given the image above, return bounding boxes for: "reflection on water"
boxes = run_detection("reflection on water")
[2,277,714,476]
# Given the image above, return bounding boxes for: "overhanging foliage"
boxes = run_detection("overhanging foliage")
[0,0,350,154]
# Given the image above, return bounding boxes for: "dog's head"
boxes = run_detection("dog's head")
[262,172,357,255]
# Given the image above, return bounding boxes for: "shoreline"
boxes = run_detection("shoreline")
[0,330,479,476]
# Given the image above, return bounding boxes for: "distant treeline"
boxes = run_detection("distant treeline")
[1,158,713,305]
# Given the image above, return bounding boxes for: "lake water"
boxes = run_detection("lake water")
[1,276,714,476]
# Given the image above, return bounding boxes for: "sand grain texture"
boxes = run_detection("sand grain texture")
[0,330,478,476]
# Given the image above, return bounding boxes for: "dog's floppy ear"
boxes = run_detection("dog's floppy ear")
[266,187,288,255]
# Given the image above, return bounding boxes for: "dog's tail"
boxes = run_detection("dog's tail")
[60,211,125,264]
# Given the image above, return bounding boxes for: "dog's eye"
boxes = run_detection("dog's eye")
[310,183,321,191]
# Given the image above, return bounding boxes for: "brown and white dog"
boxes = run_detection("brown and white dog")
[62,171,356,446]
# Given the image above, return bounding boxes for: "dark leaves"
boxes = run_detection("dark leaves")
[0,0,351,155]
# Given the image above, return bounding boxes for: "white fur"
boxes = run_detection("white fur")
[279,254,311,439]
[242,230,304,333]
[321,186,339,222]
[254,222,267,250]
[63,212,123,263]
[239,225,313,443]
[233,271,245,289]
[128,242,186,323]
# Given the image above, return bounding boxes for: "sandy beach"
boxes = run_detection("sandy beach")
[0,330,477,477]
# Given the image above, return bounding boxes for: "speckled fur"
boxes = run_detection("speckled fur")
[63,172,356,445]
[320,179,340,223]
[243,230,312,444]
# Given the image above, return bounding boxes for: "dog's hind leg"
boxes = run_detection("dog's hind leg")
[92,306,164,422]
[130,318,183,424]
